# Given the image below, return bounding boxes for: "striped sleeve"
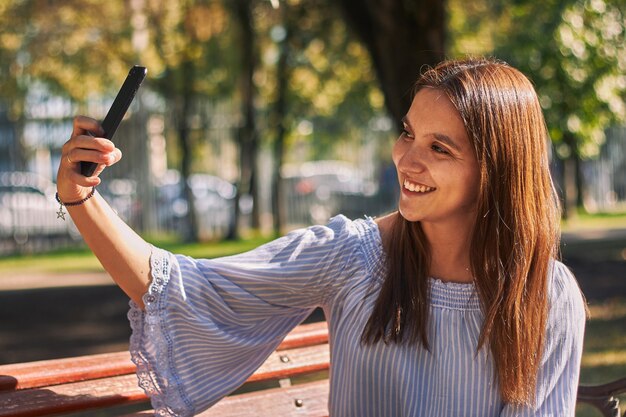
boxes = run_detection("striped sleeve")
[128,215,364,417]
[500,261,587,417]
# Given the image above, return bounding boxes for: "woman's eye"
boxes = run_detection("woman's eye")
[431,144,449,154]
[401,129,414,139]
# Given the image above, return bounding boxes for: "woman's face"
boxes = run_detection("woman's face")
[392,88,480,228]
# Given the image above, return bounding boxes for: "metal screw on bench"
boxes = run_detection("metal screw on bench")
[279,355,290,363]
[294,399,304,407]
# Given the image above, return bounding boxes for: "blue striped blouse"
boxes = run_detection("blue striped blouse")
[128,215,586,417]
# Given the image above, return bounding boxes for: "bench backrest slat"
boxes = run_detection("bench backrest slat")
[278,321,328,350]
[0,352,133,391]
[0,332,330,417]
[0,321,329,393]
[198,379,329,417]
[248,344,329,382]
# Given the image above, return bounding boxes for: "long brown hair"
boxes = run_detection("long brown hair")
[361,57,562,405]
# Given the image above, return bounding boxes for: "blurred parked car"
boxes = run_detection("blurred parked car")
[156,170,236,240]
[281,160,378,225]
[0,171,79,245]
[97,178,140,226]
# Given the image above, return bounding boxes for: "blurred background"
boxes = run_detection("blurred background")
[0,0,624,415]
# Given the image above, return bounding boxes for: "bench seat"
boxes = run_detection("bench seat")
[0,322,329,417]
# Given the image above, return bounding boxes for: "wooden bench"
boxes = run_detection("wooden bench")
[0,320,625,417]
[0,321,329,417]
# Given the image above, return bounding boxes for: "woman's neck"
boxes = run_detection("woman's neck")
[376,213,476,283]
[421,220,474,283]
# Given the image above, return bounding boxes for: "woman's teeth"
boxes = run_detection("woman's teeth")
[403,179,435,193]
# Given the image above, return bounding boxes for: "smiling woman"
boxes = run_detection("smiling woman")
[392,88,480,230]
[364,58,583,411]
[54,57,586,417]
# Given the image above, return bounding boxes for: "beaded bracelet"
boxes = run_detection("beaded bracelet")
[55,187,96,220]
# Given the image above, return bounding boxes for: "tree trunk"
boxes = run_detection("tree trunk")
[14,117,27,171]
[574,150,584,210]
[178,59,199,242]
[561,132,584,219]
[229,0,258,239]
[336,0,446,128]
[271,4,293,235]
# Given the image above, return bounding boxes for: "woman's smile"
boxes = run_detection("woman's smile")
[401,178,436,194]
[392,88,480,226]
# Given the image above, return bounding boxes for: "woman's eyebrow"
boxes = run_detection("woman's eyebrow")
[432,133,462,152]
[402,116,463,152]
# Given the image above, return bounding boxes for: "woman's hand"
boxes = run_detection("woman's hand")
[56,116,123,201]
[53,115,151,307]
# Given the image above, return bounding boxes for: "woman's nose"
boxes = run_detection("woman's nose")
[398,145,427,172]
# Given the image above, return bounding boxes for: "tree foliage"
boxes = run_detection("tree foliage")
[0,0,136,117]
[498,0,624,158]
[253,0,386,162]
[449,0,626,212]
[1,0,448,237]
[337,0,447,128]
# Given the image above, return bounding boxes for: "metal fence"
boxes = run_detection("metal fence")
[582,127,626,212]
[0,171,83,255]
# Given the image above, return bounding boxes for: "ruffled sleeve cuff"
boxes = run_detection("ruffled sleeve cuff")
[128,246,194,417]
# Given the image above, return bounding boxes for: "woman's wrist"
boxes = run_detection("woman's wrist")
[56,182,98,202]
[55,186,97,220]
[56,186,96,205]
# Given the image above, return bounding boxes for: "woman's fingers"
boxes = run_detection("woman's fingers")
[66,145,120,167]
[92,164,108,178]
[67,168,102,187]
[72,134,116,152]
[72,115,104,137]
[112,147,123,165]
[57,115,122,201]
[63,130,121,174]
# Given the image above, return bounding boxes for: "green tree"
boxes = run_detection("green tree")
[337,0,447,129]
[141,0,236,241]
[228,0,260,238]
[0,0,136,169]
[449,0,626,217]
[254,0,391,231]
[499,0,625,217]
[266,1,293,234]
[0,0,136,104]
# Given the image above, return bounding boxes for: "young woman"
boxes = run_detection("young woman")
[55,57,586,416]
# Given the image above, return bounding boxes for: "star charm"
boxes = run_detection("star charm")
[56,205,66,220]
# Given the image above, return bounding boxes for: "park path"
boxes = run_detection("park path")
[0,271,113,291]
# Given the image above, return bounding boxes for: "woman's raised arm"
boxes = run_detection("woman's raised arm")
[56,115,151,307]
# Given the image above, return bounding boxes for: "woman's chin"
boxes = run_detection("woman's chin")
[397,207,423,223]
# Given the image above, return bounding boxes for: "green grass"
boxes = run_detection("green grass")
[0,235,275,275]
[576,298,626,417]
[562,210,626,232]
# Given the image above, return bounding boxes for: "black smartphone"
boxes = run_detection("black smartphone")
[80,65,147,177]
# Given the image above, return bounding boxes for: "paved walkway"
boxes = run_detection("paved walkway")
[0,271,113,291]
[562,227,626,243]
